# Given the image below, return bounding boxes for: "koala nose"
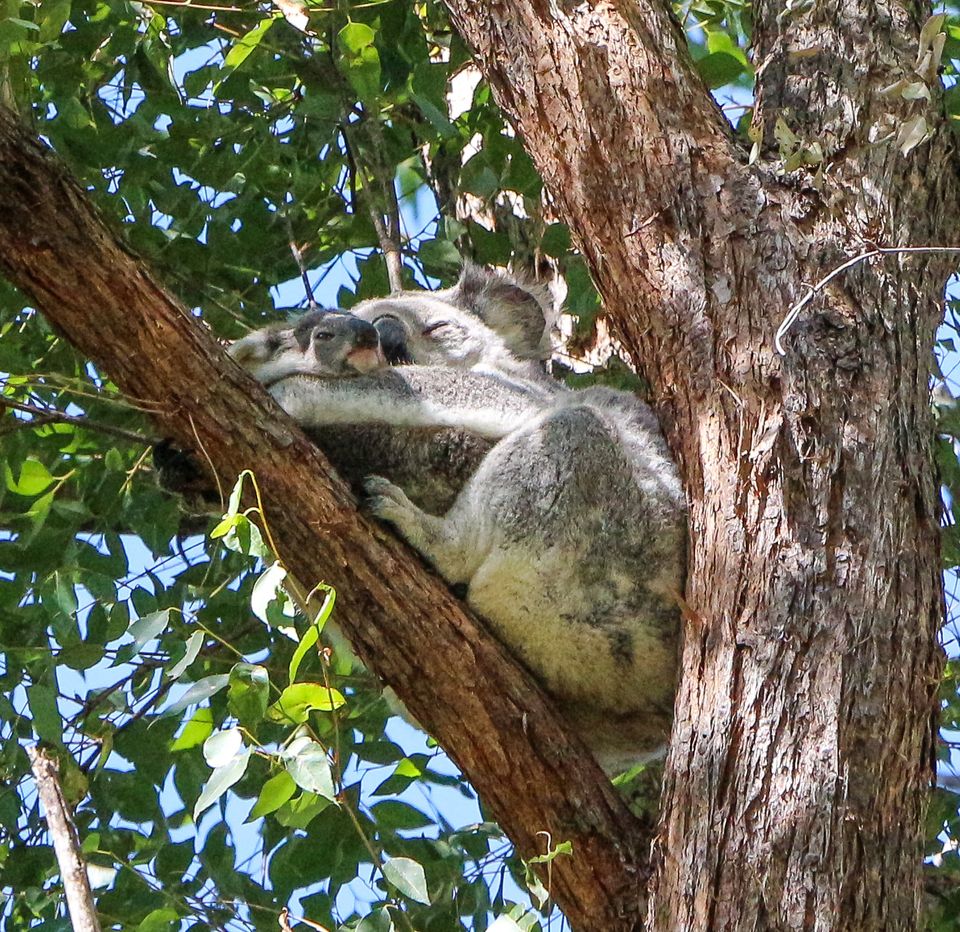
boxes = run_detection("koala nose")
[373,316,413,365]
[346,317,380,350]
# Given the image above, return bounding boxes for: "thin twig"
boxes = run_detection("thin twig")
[775,245,960,354]
[339,123,404,292]
[27,747,102,932]
[142,0,248,11]
[284,214,317,308]
[0,398,154,445]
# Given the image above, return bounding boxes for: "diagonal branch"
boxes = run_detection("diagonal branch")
[439,0,750,396]
[0,104,648,932]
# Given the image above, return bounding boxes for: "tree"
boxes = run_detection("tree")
[0,2,958,930]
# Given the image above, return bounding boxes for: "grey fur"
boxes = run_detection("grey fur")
[232,269,685,772]
[348,265,555,384]
[228,310,384,385]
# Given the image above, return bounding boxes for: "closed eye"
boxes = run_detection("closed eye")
[422,321,450,336]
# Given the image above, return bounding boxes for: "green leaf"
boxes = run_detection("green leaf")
[541,223,571,258]
[227,662,269,727]
[126,609,171,659]
[370,800,432,831]
[282,736,335,799]
[38,0,71,43]
[338,22,376,54]
[6,458,55,496]
[288,586,335,683]
[356,907,393,932]
[268,682,345,724]
[337,23,381,101]
[382,856,430,905]
[170,707,215,752]
[210,513,270,559]
[27,683,63,743]
[137,908,181,932]
[247,770,297,820]
[162,674,230,717]
[167,630,204,680]
[216,15,277,88]
[274,791,331,828]
[695,51,746,88]
[705,30,749,65]
[527,839,573,864]
[250,562,287,624]
[194,745,251,819]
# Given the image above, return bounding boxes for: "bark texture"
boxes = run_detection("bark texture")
[439,0,959,927]
[0,106,649,932]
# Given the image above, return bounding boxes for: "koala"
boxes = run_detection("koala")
[227,309,385,384]
[226,309,553,513]
[233,269,686,773]
[156,309,500,513]
[348,263,556,385]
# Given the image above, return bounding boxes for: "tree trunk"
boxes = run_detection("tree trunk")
[0,106,649,931]
[440,0,959,927]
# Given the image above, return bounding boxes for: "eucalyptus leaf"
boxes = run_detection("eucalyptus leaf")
[382,856,430,905]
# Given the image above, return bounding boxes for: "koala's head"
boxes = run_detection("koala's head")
[350,264,554,379]
[229,310,385,385]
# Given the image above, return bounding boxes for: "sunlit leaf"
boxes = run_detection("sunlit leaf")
[126,609,171,658]
[247,770,297,820]
[167,630,204,680]
[282,736,335,799]
[382,856,430,905]
[203,728,244,768]
[288,586,335,683]
[194,746,251,819]
[162,674,230,717]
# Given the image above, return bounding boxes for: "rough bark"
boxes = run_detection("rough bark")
[440,0,959,928]
[0,106,648,932]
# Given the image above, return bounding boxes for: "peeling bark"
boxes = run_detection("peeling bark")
[440,0,959,927]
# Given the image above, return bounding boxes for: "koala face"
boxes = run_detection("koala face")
[351,295,508,372]
[229,311,385,385]
[348,265,555,381]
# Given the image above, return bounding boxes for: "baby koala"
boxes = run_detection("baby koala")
[229,307,552,514]
[228,310,385,384]
[232,270,685,773]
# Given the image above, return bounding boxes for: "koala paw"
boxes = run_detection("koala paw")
[363,475,418,525]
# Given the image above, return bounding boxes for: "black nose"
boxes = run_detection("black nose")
[347,316,380,349]
[374,316,412,365]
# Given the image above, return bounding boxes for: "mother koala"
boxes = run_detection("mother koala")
[230,266,686,773]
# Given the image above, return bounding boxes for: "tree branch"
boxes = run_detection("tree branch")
[0,104,647,932]
[0,397,154,445]
[437,3,958,928]
[27,746,102,932]
[340,120,405,292]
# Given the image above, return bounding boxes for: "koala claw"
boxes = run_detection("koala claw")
[363,475,416,522]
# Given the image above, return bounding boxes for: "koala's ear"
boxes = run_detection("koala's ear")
[227,328,282,369]
[443,263,554,360]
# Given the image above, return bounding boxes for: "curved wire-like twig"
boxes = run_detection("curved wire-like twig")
[774,245,960,355]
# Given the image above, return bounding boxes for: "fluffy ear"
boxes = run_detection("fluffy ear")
[441,263,555,360]
[227,328,279,368]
